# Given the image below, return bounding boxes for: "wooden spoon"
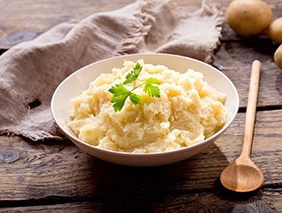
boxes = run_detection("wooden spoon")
[220,60,264,193]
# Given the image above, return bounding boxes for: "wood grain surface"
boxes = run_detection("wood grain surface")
[0,0,281,212]
[0,111,281,212]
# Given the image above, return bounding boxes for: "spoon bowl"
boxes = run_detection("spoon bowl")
[220,60,264,192]
[220,155,264,192]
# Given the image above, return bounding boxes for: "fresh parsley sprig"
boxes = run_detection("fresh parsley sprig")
[108,62,161,112]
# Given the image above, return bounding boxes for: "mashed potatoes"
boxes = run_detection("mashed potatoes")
[67,60,227,153]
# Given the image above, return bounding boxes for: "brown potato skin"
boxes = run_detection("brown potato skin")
[274,44,282,69]
[267,17,282,44]
[225,0,273,37]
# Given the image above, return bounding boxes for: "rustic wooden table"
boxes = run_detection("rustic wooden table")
[0,0,281,212]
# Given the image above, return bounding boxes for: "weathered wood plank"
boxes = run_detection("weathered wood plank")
[0,189,280,212]
[1,0,281,49]
[0,111,281,205]
[214,40,282,108]
[0,0,204,49]
[0,0,136,49]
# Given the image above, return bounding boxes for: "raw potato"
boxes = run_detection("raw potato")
[225,0,273,37]
[267,17,282,44]
[274,44,282,69]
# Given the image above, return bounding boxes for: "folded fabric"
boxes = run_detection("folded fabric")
[0,0,223,141]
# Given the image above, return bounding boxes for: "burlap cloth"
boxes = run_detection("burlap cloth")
[0,0,223,141]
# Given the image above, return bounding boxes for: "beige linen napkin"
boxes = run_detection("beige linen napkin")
[0,0,223,141]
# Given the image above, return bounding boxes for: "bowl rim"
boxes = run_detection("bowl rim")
[51,53,239,157]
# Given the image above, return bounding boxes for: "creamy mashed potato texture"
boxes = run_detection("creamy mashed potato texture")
[67,60,227,153]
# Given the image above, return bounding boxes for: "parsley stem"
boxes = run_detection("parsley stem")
[129,82,146,92]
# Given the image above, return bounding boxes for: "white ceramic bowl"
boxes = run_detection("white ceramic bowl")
[51,53,239,166]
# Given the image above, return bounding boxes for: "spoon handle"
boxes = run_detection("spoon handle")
[241,60,261,157]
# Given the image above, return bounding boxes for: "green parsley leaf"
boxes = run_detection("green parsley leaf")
[145,77,160,85]
[109,84,130,112]
[108,62,161,112]
[143,77,161,98]
[109,83,130,96]
[123,62,142,85]
[144,84,160,98]
[129,93,142,105]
